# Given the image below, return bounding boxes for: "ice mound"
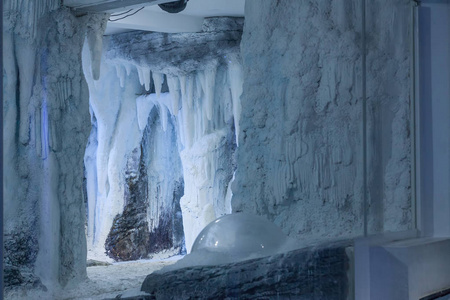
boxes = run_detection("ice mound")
[157,213,297,273]
[192,213,287,257]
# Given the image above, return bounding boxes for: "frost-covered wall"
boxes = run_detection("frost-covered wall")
[232,0,412,240]
[366,0,412,233]
[84,17,244,257]
[3,1,107,289]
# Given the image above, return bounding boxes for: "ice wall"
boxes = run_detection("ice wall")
[84,17,243,256]
[365,0,413,233]
[3,1,108,289]
[233,0,412,240]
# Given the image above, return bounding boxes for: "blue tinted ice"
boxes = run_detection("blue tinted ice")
[191,213,288,260]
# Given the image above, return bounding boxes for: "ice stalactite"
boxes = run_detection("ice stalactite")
[84,18,244,260]
[203,63,218,121]
[134,66,239,252]
[16,36,36,145]
[167,75,181,116]
[86,14,109,80]
[115,64,126,88]
[227,58,243,146]
[83,50,146,260]
[152,72,165,98]
[143,67,152,92]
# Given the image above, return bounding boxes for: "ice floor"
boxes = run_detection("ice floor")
[5,256,182,300]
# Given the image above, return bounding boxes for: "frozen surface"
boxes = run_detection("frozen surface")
[232,0,412,240]
[3,3,110,289]
[4,257,181,300]
[191,213,289,259]
[157,214,299,272]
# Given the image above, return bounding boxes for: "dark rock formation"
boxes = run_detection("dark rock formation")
[4,229,39,268]
[4,265,47,292]
[86,259,112,267]
[105,202,151,261]
[105,108,185,261]
[139,244,352,300]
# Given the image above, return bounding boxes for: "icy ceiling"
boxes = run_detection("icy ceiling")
[64,0,245,35]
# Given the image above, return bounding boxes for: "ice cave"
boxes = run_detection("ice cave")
[2,0,450,299]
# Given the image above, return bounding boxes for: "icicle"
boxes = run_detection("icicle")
[136,95,155,130]
[181,93,194,148]
[16,36,36,145]
[136,65,144,86]
[194,71,203,102]
[167,75,181,116]
[186,75,195,109]
[35,106,42,157]
[179,75,187,107]
[87,30,104,80]
[143,66,151,91]
[227,63,243,146]
[159,104,168,132]
[196,71,209,131]
[152,72,164,98]
[204,65,217,121]
[124,64,132,76]
[115,64,125,88]
[50,118,59,152]
[41,102,49,160]
[178,112,186,147]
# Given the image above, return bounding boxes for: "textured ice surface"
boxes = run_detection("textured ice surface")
[191,213,287,257]
[232,0,412,240]
[91,20,244,255]
[158,214,298,273]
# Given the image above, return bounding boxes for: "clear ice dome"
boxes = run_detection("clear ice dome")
[191,213,288,259]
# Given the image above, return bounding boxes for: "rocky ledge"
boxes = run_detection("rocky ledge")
[112,242,353,300]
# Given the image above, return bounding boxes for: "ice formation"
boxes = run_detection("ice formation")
[232,0,412,240]
[3,0,110,290]
[156,213,299,273]
[191,213,288,257]
[83,18,244,259]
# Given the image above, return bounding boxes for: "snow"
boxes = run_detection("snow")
[5,257,181,300]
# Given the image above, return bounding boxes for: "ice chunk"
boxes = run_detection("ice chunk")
[159,214,296,273]
[192,213,287,259]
